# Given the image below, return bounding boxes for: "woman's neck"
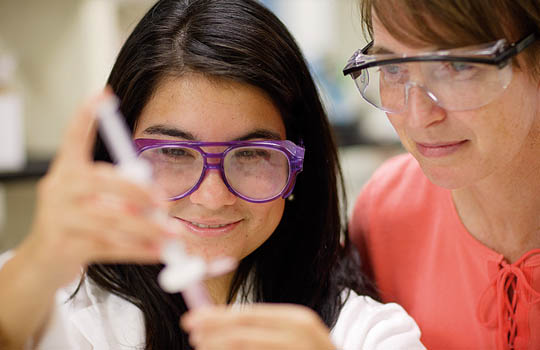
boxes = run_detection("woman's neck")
[452,141,540,263]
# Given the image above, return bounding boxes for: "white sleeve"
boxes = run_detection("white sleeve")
[330,293,425,350]
[0,249,14,268]
[0,250,92,349]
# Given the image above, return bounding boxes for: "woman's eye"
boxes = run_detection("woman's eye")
[382,65,401,75]
[451,62,473,72]
[388,65,399,74]
[432,61,479,81]
[379,64,406,83]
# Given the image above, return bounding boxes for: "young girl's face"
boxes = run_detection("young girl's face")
[133,74,286,262]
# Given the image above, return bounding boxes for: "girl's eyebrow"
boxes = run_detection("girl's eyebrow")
[141,125,282,141]
[142,125,196,140]
[234,129,282,141]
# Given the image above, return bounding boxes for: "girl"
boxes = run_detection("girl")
[0,1,424,349]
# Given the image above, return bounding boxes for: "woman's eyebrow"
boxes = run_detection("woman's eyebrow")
[369,45,395,55]
[370,44,448,55]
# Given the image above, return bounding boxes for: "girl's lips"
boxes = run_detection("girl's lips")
[415,140,468,158]
[175,217,242,237]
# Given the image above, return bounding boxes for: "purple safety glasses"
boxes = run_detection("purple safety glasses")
[134,138,305,203]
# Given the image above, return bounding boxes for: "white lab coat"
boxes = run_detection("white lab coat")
[0,252,425,349]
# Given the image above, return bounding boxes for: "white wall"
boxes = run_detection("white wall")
[0,0,153,158]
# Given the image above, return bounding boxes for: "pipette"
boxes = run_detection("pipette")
[95,96,153,183]
[95,95,214,309]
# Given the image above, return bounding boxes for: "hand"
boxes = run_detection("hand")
[0,90,183,348]
[181,304,336,350]
[18,90,180,287]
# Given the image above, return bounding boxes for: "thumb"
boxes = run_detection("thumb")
[53,88,114,168]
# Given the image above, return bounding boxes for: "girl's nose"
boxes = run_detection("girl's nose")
[188,168,237,209]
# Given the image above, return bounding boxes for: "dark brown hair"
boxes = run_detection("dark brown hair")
[360,0,540,79]
[84,0,375,349]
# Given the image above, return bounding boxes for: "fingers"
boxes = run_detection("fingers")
[26,90,180,279]
[183,304,323,330]
[71,162,167,210]
[35,170,181,264]
[87,233,162,264]
[54,89,113,168]
[188,327,293,350]
[181,304,335,350]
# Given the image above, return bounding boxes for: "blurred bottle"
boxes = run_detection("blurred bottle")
[0,39,25,172]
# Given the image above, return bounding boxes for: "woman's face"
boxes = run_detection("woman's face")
[372,18,540,189]
[133,74,286,262]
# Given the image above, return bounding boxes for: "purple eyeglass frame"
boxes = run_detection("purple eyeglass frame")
[134,138,305,203]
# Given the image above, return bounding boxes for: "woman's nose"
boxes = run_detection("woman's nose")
[189,168,237,209]
[405,85,446,128]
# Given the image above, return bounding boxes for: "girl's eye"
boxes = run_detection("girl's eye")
[161,148,188,157]
[156,147,197,162]
[234,149,270,161]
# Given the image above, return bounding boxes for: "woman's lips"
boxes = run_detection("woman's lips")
[415,140,468,157]
[175,217,242,237]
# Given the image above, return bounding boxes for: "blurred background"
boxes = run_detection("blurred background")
[0,0,403,252]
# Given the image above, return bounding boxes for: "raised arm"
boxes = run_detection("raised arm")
[0,91,178,348]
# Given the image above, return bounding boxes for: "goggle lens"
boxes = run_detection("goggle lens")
[354,61,512,113]
[139,145,291,202]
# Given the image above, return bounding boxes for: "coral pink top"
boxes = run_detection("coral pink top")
[350,153,540,350]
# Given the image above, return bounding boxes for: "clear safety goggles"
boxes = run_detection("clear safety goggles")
[343,33,536,113]
[134,138,305,203]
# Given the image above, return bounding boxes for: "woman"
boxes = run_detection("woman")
[0,0,424,349]
[345,0,540,349]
